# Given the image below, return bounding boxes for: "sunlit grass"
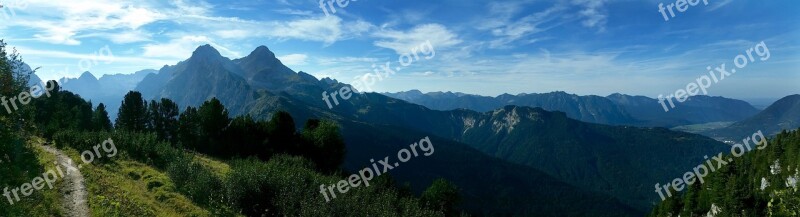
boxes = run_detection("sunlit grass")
[61,148,212,217]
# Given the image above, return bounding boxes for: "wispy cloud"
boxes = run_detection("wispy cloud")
[277,54,308,66]
[141,35,240,59]
[707,0,734,11]
[373,24,461,54]
[572,0,608,31]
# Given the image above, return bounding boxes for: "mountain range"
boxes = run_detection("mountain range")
[382,90,637,125]
[606,93,761,127]
[383,90,762,128]
[32,44,799,215]
[56,69,155,119]
[699,94,800,141]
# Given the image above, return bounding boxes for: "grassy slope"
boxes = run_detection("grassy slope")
[27,138,65,216]
[59,147,214,217]
[193,153,231,177]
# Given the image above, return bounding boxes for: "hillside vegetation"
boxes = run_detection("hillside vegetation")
[650,129,800,216]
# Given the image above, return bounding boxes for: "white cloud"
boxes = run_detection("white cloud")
[7,1,169,45]
[317,56,380,65]
[266,16,373,45]
[278,54,308,66]
[572,0,608,30]
[477,2,565,49]
[274,8,314,16]
[3,0,375,47]
[17,46,161,63]
[191,15,373,45]
[373,24,461,54]
[141,35,240,60]
[476,0,608,48]
[78,30,153,44]
[214,29,251,39]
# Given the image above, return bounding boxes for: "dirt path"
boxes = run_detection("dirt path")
[41,145,90,217]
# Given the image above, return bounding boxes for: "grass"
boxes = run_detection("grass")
[193,153,231,177]
[60,148,213,217]
[26,137,66,216]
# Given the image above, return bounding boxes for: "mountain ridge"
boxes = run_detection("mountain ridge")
[383,90,762,128]
[701,94,800,140]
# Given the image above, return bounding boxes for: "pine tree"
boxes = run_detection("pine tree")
[197,98,230,153]
[92,103,113,131]
[158,98,180,144]
[267,111,295,153]
[116,91,148,132]
[178,106,200,149]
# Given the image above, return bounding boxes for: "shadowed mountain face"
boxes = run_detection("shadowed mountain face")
[451,106,727,210]
[382,91,761,128]
[383,90,637,125]
[337,119,640,216]
[701,94,800,140]
[606,93,761,127]
[233,45,307,91]
[322,96,728,211]
[135,45,255,114]
[135,45,339,115]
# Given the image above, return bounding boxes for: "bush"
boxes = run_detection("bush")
[224,155,442,217]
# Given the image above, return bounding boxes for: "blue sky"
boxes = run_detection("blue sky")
[1,0,798,99]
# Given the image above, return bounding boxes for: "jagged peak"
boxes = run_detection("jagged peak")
[243,45,278,60]
[190,44,223,60]
[407,89,423,94]
[78,71,97,80]
[254,45,274,54]
[607,93,626,97]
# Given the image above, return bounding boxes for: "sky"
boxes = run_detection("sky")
[0,0,798,99]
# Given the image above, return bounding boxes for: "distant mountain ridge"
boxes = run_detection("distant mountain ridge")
[383,90,761,127]
[701,94,800,140]
[607,93,761,127]
[47,69,156,119]
[383,90,637,125]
